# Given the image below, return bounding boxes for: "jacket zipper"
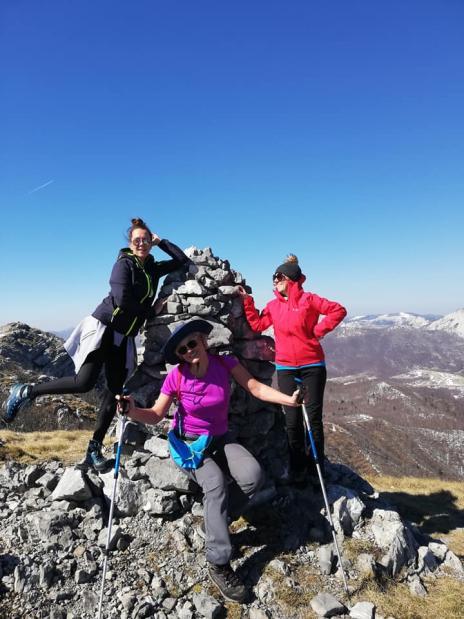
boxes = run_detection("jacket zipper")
[125,317,138,336]
[112,254,153,335]
[134,255,153,304]
[140,268,153,303]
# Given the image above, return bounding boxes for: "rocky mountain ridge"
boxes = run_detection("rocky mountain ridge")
[324,327,464,379]
[321,312,464,480]
[0,322,73,379]
[0,323,97,432]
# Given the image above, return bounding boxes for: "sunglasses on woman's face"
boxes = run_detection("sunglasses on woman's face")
[132,237,151,247]
[176,338,199,356]
[273,272,288,282]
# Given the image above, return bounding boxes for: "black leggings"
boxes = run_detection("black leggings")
[30,327,128,443]
[277,365,327,474]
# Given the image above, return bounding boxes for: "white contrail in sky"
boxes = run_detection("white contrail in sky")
[28,179,54,194]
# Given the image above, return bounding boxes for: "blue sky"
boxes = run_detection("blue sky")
[1,0,463,330]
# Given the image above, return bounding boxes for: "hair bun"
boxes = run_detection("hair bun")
[285,253,299,264]
[131,217,145,226]
[127,218,152,243]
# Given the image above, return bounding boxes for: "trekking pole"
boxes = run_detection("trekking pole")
[295,378,350,598]
[97,393,130,619]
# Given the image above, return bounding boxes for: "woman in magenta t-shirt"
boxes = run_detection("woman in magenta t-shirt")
[122,319,300,604]
[160,352,237,437]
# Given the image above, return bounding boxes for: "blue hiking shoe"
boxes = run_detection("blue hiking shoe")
[2,383,33,423]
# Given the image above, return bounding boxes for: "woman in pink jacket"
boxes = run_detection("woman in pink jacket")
[238,254,346,485]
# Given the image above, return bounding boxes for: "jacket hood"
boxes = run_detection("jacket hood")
[273,275,306,309]
[117,248,155,268]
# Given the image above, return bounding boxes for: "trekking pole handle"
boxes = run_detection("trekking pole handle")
[294,378,307,405]
[116,390,131,416]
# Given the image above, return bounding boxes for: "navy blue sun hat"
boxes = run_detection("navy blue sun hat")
[162,319,213,365]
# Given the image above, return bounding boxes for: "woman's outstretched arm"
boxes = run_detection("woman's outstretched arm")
[117,392,173,425]
[236,286,273,332]
[230,363,300,407]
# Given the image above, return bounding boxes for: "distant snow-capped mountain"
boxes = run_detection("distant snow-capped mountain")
[338,309,464,339]
[339,312,443,335]
[427,308,464,338]
[344,312,440,330]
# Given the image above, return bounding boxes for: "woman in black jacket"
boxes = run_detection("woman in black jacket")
[3,217,190,471]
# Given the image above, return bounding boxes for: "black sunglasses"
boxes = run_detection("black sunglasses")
[272,272,287,282]
[176,338,199,356]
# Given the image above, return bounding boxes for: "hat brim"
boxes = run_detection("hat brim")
[162,319,213,365]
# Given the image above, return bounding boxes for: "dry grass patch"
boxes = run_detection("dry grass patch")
[223,602,243,618]
[343,537,379,562]
[443,528,464,558]
[0,429,92,464]
[272,573,320,616]
[354,576,464,619]
[262,554,328,618]
[229,515,248,533]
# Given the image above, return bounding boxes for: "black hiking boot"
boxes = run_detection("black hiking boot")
[79,439,114,473]
[208,562,248,603]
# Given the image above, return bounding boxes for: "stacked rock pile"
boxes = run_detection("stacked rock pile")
[127,246,290,482]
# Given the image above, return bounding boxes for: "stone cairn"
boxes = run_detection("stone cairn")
[1,248,463,619]
[127,245,290,484]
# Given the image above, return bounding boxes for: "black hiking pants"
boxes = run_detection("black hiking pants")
[30,327,128,443]
[277,365,327,475]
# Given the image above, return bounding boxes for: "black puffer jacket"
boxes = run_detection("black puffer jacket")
[93,239,190,337]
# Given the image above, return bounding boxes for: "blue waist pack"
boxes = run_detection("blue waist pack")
[167,430,212,470]
[167,364,214,470]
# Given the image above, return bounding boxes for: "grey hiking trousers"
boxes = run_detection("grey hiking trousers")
[184,434,264,565]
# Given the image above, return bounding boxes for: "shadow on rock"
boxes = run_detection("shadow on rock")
[379,489,464,537]
[232,487,332,590]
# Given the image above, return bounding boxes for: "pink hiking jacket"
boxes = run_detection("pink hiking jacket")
[242,281,346,366]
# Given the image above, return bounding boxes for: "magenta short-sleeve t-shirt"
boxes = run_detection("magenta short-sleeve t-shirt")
[161,354,239,436]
